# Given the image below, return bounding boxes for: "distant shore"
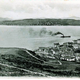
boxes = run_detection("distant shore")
[1,19,80,26]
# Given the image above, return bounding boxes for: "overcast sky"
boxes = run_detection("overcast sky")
[0,0,80,20]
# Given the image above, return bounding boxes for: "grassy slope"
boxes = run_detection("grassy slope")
[0,47,80,76]
[0,48,47,76]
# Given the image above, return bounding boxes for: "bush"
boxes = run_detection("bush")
[75,67,80,71]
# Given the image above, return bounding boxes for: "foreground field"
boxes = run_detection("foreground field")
[0,47,80,77]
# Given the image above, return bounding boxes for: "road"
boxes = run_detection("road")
[0,62,47,76]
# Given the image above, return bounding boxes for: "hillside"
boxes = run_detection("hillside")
[0,47,61,76]
[0,47,47,76]
[0,19,80,26]
[0,47,80,76]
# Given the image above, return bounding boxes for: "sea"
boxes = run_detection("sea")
[0,25,80,50]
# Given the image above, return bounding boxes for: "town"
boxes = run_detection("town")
[35,39,80,63]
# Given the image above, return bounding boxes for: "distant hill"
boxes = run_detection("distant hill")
[67,16,80,20]
[0,17,10,21]
[1,18,80,26]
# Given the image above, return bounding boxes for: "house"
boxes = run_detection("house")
[35,47,56,58]
[73,43,78,49]
[60,57,65,60]
[63,42,73,47]
[38,47,46,52]
[60,56,75,61]
[73,39,80,49]
[50,48,55,54]
[74,48,80,62]
[54,43,60,49]
[73,40,77,44]
[59,43,74,57]
[67,42,73,47]
[66,56,75,61]
[76,42,80,49]
[77,39,80,44]
[63,42,68,47]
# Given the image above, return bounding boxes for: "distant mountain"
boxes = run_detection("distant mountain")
[1,18,80,25]
[67,16,80,20]
[0,17,10,21]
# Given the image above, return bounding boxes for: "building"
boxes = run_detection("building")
[73,39,80,49]
[63,42,73,48]
[74,48,80,62]
[73,43,78,49]
[73,40,77,44]
[63,42,68,47]
[54,43,60,51]
[58,42,75,61]
[73,40,78,49]
[54,43,60,47]
[77,39,80,48]
[67,42,73,47]
[77,39,80,43]
[35,47,56,58]
[60,56,75,61]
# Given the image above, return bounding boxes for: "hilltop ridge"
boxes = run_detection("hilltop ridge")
[0,18,80,26]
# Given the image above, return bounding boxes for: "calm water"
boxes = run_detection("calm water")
[0,25,80,50]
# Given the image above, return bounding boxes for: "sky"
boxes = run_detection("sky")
[0,0,80,20]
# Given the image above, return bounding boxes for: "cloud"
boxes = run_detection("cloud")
[0,0,80,19]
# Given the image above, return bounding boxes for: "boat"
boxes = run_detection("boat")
[60,36,71,38]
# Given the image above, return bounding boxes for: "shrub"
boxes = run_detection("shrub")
[75,67,80,71]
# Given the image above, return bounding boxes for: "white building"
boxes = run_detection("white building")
[73,40,78,49]
[77,39,80,43]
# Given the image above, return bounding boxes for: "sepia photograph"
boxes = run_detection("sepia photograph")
[0,0,80,78]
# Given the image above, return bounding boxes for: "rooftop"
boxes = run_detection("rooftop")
[54,43,59,45]
[74,48,80,53]
[77,39,80,40]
